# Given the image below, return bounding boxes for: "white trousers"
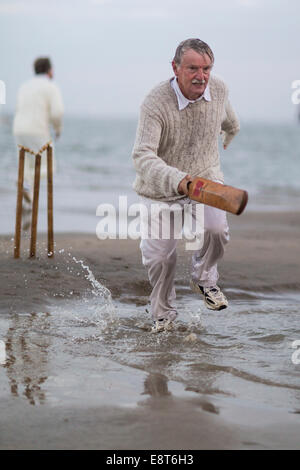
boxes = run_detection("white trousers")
[140,196,229,320]
[15,134,56,198]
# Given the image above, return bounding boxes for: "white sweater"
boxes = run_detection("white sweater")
[132,75,240,201]
[13,75,64,138]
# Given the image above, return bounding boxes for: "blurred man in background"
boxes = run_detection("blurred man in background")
[13,57,64,206]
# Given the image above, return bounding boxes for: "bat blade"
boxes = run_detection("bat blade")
[188,177,248,215]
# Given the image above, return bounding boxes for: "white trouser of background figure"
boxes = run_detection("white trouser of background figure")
[140,195,229,323]
[14,134,56,202]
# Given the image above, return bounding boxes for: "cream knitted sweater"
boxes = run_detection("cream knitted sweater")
[132,75,240,201]
[13,75,64,138]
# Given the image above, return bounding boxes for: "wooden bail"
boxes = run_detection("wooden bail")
[29,154,41,258]
[14,148,25,258]
[47,145,54,257]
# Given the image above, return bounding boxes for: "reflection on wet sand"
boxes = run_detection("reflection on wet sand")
[142,373,171,398]
[3,313,51,405]
[140,372,219,415]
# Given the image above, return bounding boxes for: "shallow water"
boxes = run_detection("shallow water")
[0,268,299,417]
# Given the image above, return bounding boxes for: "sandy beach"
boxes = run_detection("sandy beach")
[1,211,300,311]
[0,210,300,450]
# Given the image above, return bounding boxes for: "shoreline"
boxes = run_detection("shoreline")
[1,210,300,314]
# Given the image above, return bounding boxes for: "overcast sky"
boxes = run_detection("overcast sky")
[1,0,299,122]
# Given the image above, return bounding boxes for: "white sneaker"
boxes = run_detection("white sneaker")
[190,281,228,310]
[151,311,177,333]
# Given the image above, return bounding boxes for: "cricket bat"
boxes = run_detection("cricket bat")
[188,177,248,215]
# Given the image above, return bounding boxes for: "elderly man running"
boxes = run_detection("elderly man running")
[132,38,240,332]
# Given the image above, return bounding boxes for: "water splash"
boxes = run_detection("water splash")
[71,256,111,299]
[70,255,116,323]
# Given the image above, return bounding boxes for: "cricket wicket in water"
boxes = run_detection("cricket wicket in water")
[14,143,54,259]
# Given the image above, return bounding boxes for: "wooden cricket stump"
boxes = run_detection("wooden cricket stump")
[14,142,54,259]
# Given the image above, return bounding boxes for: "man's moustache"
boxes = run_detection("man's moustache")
[192,79,205,85]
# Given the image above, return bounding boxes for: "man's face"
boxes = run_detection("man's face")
[172,49,213,100]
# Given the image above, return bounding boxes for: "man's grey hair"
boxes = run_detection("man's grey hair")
[173,38,214,66]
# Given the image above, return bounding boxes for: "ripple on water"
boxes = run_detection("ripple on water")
[1,259,300,413]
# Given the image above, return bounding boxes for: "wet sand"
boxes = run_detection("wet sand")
[0,211,300,449]
[1,211,300,312]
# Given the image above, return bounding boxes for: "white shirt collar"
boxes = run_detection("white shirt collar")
[171,77,211,110]
[34,74,50,80]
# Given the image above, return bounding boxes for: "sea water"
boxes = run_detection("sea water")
[0,249,299,415]
[1,114,300,234]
